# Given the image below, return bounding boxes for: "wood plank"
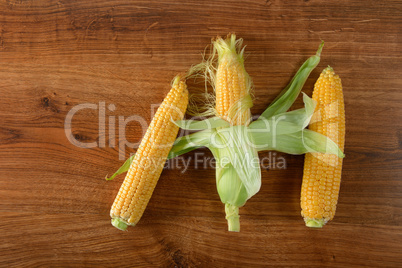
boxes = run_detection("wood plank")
[0,0,401,267]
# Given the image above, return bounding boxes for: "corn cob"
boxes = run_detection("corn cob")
[214,34,252,126]
[301,66,345,227]
[110,76,188,230]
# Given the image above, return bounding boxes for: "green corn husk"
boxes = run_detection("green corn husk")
[213,125,261,231]
[175,117,230,130]
[259,41,324,120]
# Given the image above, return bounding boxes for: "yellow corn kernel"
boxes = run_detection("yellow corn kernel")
[301,67,345,228]
[110,76,188,230]
[214,34,252,126]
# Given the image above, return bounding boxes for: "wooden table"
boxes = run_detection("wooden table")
[1,1,401,267]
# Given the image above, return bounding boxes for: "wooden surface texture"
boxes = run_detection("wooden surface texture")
[0,0,401,267]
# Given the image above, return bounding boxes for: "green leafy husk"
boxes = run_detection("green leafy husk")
[304,218,326,228]
[215,126,261,199]
[168,129,213,159]
[206,125,261,232]
[174,117,230,130]
[249,92,317,135]
[111,218,129,231]
[259,41,324,120]
[250,129,344,157]
[105,154,135,181]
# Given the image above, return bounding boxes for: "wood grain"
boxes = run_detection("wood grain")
[0,0,401,267]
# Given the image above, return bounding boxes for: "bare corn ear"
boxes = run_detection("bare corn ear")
[110,76,189,230]
[301,67,345,228]
[214,34,252,126]
[186,34,253,125]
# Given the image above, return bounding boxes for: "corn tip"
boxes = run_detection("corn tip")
[305,218,325,228]
[111,218,130,231]
[323,65,334,74]
[171,75,182,86]
[316,41,324,57]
